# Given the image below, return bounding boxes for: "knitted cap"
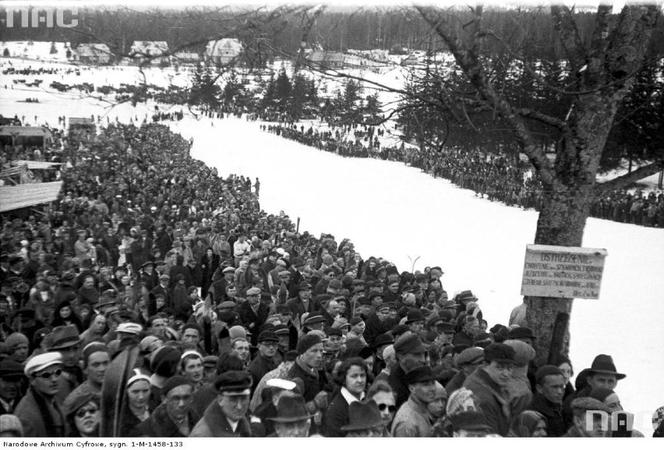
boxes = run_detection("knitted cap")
[5,333,28,350]
[296,333,322,355]
[162,375,192,396]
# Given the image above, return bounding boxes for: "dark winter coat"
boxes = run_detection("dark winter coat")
[463,367,513,436]
[237,302,270,346]
[387,363,410,408]
[133,402,201,437]
[286,358,329,402]
[248,353,278,391]
[322,390,350,437]
[530,392,568,437]
[15,388,68,437]
[189,400,252,437]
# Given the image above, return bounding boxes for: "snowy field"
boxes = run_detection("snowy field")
[2,63,664,431]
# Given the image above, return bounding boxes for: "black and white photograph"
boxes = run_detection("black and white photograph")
[0,0,663,443]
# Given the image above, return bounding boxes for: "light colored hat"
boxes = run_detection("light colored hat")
[139,335,161,352]
[116,322,143,335]
[246,287,261,296]
[0,414,23,436]
[266,378,297,391]
[24,352,62,376]
[229,325,247,343]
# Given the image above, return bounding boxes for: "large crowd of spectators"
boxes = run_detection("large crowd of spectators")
[1,121,662,439]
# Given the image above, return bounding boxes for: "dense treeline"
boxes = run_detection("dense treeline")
[2,6,663,57]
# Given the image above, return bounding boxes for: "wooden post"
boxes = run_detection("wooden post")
[296,217,300,234]
[547,312,570,364]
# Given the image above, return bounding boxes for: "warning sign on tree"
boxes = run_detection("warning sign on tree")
[520,244,608,299]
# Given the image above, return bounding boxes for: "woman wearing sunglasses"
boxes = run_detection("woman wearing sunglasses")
[367,380,396,436]
[14,352,68,437]
[64,391,100,437]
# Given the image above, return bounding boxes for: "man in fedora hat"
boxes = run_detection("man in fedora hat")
[405,309,426,334]
[564,353,626,425]
[341,400,386,437]
[267,393,312,437]
[45,325,82,402]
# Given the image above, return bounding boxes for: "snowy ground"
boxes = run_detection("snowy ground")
[2,65,664,432]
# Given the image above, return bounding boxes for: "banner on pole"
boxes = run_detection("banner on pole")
[520,244,607,299]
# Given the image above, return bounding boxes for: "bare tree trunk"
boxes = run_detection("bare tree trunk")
[526,180,591,364]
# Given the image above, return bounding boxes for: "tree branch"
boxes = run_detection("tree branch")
[594,160,664,194]
[416,5,556,187]
[550,5,586,75]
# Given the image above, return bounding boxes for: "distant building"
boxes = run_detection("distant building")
[400,54,419,66]
[173,51,201,64]
[0,126,52,148]
[73,43,112,65]
[307,51,345,69]
[205,39,243,66]
[129,41,170,66]
[67,117,96,138]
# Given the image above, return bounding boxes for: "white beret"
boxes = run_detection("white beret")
[266,378,296,391]
[24,352,62,376]
[116,322,143,335]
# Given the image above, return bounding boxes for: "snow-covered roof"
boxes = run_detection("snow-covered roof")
[130,41,169,57]
[75,43,112,58]
[0,126,52,138]
[308,51,345,64]
[173,51,200,61]
[205,39,243,57]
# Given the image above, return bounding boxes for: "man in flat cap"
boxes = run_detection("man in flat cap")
[190,370,253,437]
[564,396,612,437]
[388,331,428,408]
[237,287,269,346]
[462,343,517,436]
[208,266,235,304]
[391,365,437,437]
[15,352,68,437]
[248,331,280,392]
[445,346,485,393]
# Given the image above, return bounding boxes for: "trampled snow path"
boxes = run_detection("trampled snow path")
[1,82,663,431]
